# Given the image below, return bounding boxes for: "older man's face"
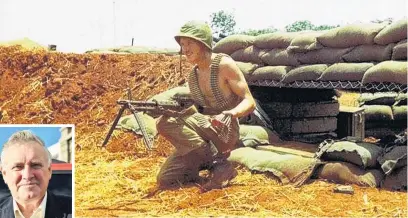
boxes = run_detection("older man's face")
[1,142,51,203]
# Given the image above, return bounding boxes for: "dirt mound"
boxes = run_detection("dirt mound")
[0,46,406,217]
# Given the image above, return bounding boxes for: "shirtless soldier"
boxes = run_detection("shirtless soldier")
[156,20,256,191]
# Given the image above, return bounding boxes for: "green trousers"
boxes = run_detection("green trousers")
[156,111,239,187]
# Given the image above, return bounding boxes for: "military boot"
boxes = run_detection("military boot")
[201,160,237,192]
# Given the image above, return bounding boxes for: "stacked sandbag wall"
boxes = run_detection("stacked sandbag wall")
[358,92,407,138]
[213,19,407,85]
[250,86,339,143]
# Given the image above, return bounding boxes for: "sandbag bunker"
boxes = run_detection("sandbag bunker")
[116,20,407,192]
[210,19,407,192]
[212,20,407,191]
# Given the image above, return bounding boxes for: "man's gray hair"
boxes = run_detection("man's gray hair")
[1,130,52,167]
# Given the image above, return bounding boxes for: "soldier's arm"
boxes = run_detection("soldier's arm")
[219,56,256,118]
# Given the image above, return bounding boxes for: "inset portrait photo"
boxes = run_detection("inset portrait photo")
[0,124,74,218]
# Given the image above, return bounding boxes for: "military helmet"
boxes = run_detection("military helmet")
[175,20,213,51]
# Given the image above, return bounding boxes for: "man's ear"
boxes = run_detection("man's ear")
[1,168,7,184]
[48,166,52,180]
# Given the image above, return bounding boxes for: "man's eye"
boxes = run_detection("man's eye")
[12,166,23,170]
[31,164,42,169]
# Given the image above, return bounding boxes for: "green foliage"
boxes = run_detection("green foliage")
[285,20,339,32]
[371,17,394,24]
[210,10,236,36]
[285,20,314,32]
[238,27,278,36]
[313,24,340,31]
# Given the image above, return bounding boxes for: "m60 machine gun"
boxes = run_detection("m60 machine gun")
[101,89,195,149]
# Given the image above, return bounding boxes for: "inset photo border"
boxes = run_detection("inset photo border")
[0,124,74,218]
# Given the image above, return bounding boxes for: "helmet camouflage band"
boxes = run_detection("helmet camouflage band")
[175,20,213,51]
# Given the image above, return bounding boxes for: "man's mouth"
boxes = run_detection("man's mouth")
[19,183,39,187]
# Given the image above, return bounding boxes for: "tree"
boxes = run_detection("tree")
[313,24,340,31]
[285,20,339,32]
[210,10,236,36]
[285,20,314,32]
[371,17,394,24]
[238,27,278,36]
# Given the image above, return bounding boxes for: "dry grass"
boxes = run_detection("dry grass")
[75,137,407,217]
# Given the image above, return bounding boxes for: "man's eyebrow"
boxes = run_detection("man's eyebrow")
[29,161,44,165]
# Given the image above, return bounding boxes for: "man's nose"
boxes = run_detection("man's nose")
[182,46,190,53]
[21,166,34,179]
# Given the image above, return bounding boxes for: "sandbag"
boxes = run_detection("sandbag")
[258,140,318,158]
[238,125,281,147]
[229,147,320,186]
[365,120,407,129]
[254,32,298,49]
[261,102,292,118]
[342,44,394,62]
[381,166,407,191]
[116,113,158,138]
[260,48,300,66]
[263,101,339,119]
[287,31,326,52]
[319,140,383,168]
[148,86,190,102]
[374,19,408,45]
[272,117,337,134]
[392,105,407,120]
[318,63,374,81]
[391,39,407,60]
[365,127,406,138]
[292,101,339,118]
[235,61,260,78]
[394,92,408,106]
[362,61,407,85]
[282,64,327,83]
[290,132,337,144]
[363,105,394,121]
[358,92,398,106]
[230,46,264,64]
[317,23,387,48]
[118,46,178,55]
[247,66,291,81]
[251,86,338,103]
[213,35,255,55]
[87,50,128,54]
[297,48,353,64]
[377,146,407,175]
[315,162,384,187]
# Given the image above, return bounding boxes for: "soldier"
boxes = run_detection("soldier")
[156,20,256,191]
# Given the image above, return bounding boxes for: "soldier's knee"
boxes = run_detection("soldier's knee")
[156,172,181,188]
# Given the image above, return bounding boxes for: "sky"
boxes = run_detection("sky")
[0,126,62,151]
[0,0,406,53]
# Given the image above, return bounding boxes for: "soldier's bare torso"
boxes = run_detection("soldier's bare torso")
[196,54,233,107]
